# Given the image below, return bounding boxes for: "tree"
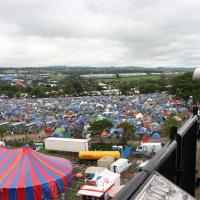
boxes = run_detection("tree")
[96,85,103,91]
[162,118,178,136]
[0,126,5,141]
[30,86,46,98]
[116,74,120,78]
[169,72,200,106]
[72,81,83,96]
[63,81,74,95]
[6,91,15,98]
[88,119,113,137]
[118,83,131,95]
[117,121,135,140]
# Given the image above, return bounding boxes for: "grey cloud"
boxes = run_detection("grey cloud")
[0,0,200,67]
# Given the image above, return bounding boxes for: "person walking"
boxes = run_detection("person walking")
[138,134,141,142]
[25,134,28,144]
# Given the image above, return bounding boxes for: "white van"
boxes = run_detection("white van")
[110,158,131,174]
[136,160,149,172]
[136,143,162,154]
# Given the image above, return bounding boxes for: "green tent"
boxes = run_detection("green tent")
[55,127,65,134]
[96,116,107,121]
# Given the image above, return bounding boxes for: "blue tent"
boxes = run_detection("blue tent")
[11,79,19,83]
[1,76,13,81]
[118,114,126,119]
[112,119,120,124]
[51,132,63,137]
[151,132,160,139]
[30,115,37,120]
[156,115,164,121]
[57,118,67,127]
[82,130,88,139]
[135,126,149,135]
[36,120,45,126]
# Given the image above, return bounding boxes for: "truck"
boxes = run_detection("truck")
[136,143,162,154]
[110,158,131,174]
[78,151,120,165]
[44,137,90,155]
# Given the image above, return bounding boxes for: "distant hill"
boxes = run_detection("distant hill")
[0,66,195,75]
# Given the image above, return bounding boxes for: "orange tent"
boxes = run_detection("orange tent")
[101,130,109,137]
[15,81,25,87]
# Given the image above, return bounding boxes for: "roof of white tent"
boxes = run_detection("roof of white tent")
[77,168,120,197]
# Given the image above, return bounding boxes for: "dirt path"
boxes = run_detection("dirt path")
[4,129,46,142]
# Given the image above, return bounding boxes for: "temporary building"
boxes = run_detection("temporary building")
[0,145,74,200]
[84,167,105,179]
[97,156,115,169]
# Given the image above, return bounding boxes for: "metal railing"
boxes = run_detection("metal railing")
[114,107,199,199]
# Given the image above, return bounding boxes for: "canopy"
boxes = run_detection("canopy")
[0,146,74,200]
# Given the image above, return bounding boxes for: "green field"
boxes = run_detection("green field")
[51,75,66,81]
[94,75,162,82]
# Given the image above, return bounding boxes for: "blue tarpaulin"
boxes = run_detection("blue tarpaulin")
[121,146,131,158]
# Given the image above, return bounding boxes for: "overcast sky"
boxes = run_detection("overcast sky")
[0,0,200,68]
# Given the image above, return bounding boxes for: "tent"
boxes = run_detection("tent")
[135,113,143,118]
[0,145,74,200]
[1,76,13,81]
[51,131,64,137]
[151,132,160,139]
[135,126,149,135]
[149,122,160,132]
[55,127,65,134]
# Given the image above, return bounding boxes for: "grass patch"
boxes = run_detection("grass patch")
[39,149,58,156]
[94,75,162,82]
[51,75,66,81]
[66,179,85,200]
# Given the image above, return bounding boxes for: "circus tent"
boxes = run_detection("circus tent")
[0,145,74,200]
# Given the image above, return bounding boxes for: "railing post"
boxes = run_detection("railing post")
[193,106,198,116]
[169,126,177,141]
[176,127,182,188]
